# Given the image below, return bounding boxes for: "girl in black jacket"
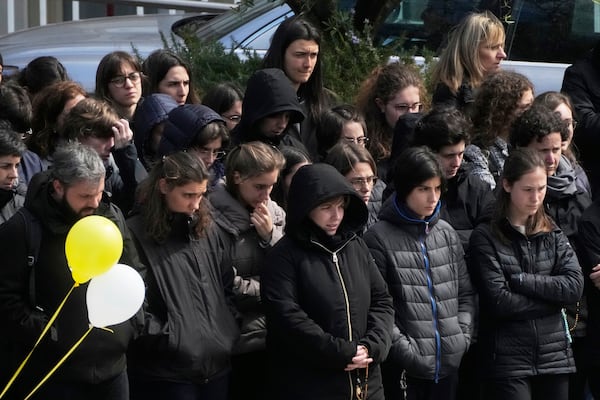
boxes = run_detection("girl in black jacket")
[261,163,394,400]
[468,148,583,400]
[127,152,239,400]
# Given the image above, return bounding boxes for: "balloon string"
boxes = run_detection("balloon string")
[0,282,78,399]
[24,325,93,400]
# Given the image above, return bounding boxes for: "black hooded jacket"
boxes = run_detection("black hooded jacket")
[231,68,307,153]
[261,163,394,400]
[0,171,141,394]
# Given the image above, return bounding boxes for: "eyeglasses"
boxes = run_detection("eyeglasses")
[349,176,378,188]
[344,136,370,145]
[195,148,227,160]
[109,72,142,87]
[222,114,241,124]
[564,118,578,130]
[393,102,423,113]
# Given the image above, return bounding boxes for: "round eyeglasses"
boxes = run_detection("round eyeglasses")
[109,72,142,87]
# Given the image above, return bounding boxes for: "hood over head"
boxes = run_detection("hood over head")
[133,94,178,159]
[159,104,225,156]
[285,163,367,241]
[239,68,305,134]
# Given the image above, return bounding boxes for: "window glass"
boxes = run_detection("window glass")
[376,0,600,64]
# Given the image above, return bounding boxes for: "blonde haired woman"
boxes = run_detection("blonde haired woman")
[431,11,506,115]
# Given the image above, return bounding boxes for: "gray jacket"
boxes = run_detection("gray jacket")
[364,195,474,381]
[209,185,285,354]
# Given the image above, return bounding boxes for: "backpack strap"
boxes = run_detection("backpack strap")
[16,207,42,307]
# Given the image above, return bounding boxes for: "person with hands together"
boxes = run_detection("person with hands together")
[208,141,286,400]
[468,148,583,400]
[261,163,393,400]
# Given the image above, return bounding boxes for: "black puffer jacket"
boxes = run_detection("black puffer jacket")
[364,195,474,381]
[468,220,583,379]
[0,171,141,393]
[127,212,239,384]
[209,185,285,354]
[261,163,394,400]
[366,178,386,230]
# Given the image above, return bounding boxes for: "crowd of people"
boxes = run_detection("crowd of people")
[0,9,599,400]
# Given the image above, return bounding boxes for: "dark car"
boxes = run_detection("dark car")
[1,0,598,94]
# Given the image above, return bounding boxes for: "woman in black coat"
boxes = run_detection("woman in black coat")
[468,149,583,400]
[261,163,394,400]
[126,152,239,400]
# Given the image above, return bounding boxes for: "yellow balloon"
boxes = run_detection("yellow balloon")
[65,216,123,284]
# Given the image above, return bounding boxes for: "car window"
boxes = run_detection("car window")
[377,0,600,64]
[192,0,290,48]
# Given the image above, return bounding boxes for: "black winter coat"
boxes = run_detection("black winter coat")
[468,220,583,379]
[230,68,307,154]
[261,163,394,400]
[127,212,239,384]
[441,166,493,251]
[0,171,141,395]
[432,81,475,117]
[364,196,474,381]
[576,200,600,366]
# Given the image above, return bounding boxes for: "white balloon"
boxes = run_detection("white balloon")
[86,263,145,328]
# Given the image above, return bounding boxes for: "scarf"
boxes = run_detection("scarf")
[547,156,578,199]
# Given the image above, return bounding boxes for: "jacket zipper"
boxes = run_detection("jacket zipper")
[310,238,355,399]
[421,232,441,383]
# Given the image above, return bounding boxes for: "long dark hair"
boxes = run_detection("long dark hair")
[202,82,244,114]
[263,15,325,122]
[324,142,377,178]
[30,81,87,158]
[18,56,69,98]
[492,148,553,241]
[316,104,367,159]
[136,151,211,242]
[142,49,200,104]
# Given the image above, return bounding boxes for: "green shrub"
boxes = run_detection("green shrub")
[158,4,436,103]
[161,31,263,98]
